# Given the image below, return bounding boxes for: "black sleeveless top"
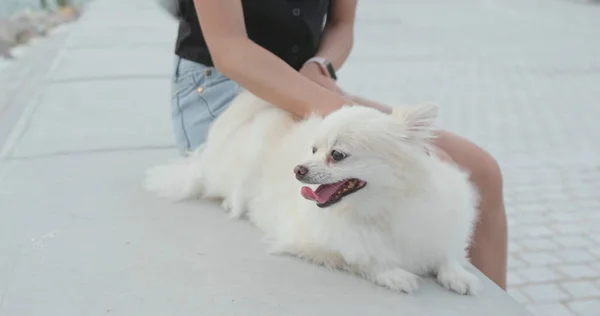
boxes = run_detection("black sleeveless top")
[174,0,330,70]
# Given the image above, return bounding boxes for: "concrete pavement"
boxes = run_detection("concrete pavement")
[0,25,70,151]
[1,0,599,315]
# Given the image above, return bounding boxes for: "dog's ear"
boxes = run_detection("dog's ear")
[391,103,439,141]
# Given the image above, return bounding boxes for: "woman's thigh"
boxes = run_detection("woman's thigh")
[433,130,507,288]
[170,56,240,155]
[433,131,502,185]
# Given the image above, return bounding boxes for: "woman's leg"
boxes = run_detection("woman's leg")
[170,56,240,154]
[435,131,508,290]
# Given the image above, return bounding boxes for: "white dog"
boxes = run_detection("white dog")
[144,90,482,295]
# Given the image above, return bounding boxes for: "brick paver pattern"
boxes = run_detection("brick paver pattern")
[348,1,600,315]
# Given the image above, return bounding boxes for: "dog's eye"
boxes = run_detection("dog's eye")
[312,146,317,154]
[330,150,347,161]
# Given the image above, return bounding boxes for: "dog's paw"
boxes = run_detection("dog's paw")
[221,198,246,219]
[371,268,420,294]
[228,196,246,219]
[228,205,246,219]
[221,198,232,212]
[436,263,481,295]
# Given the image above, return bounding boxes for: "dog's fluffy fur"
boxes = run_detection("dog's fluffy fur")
[144,90,482,295]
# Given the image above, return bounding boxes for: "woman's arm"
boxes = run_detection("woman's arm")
[297,0,356,92]
[298,0,393,114]
[193,0,346,118]
[313,0,357,71]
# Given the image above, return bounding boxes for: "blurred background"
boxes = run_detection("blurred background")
[0,0,90,16]
[1,0,599,316]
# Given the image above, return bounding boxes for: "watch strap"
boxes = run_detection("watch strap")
[303,57,337,80]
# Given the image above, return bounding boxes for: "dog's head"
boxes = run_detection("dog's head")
[294,103,439,214]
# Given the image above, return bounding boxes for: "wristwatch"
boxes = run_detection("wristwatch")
[303,56,337,80]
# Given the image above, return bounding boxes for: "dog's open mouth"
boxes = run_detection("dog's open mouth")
[300,179,367,208]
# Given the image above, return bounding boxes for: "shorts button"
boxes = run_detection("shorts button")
[204,69,212,76]
[292,8,301,16]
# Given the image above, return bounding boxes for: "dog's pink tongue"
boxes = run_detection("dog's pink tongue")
[301,183,344,204]
[301,186,319,201]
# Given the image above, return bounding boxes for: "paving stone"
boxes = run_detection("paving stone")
[568,300,600,316]
[510,241,524,253]
[588,248,600,260]
[518,267,566,283]
[520,238,561,251]
[520,253,563,266]
[551,224,587,235]
[508,271,528,286]
[554,250,598,264]
[525,303,576,316]
[553,236,596,248]
[508,254,529,269]
[510,227,530,240]
[583,220,600,233]
[518,204,549,213]
[560,281,600,299]
[556,265,600,279]
[588,234,600,244]
[514,213,553,225]
[521,284,570,303]
[547,212,581,223]
[521,226,555,238]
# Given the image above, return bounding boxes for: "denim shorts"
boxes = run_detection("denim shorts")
[170,56,240,155]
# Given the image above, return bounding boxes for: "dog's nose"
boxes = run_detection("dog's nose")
[294,165,308,180]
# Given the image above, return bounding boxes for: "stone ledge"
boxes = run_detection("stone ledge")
[0,149,532,315]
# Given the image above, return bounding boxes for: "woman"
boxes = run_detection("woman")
[170,0,507,290]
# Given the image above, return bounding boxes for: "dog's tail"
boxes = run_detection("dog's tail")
[143,147,206,201]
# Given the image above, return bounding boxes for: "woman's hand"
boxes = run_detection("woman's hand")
[299,63,396,116]
[299,63,343,93]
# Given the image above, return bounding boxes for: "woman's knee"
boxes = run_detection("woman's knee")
[470,148,503,197]
[434,131,504,200]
